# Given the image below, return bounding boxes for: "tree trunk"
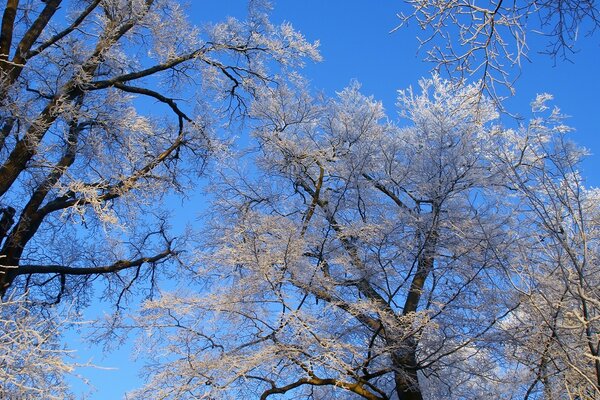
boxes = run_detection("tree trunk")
[393,342,424,400]
[393,210,439,400]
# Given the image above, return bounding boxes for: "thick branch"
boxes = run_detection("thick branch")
[301,164,324,235]
[89,48,207,90]
[363,173,413,213]
[26,0,102,59]
[296,176,394,314]
[0,89,80,197]
[0,0,62,86]
[259,374,385,400]
[14,248,174,277]
[1,115,83,263]
[0,0,18,62]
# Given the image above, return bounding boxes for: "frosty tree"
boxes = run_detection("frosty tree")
[0,0,319,302]
[395,0,600,97]
[496,99,600,398]
[0,294,76,399]
[0,1,318,394]
[3,2,598,398]
[125,76,600,399]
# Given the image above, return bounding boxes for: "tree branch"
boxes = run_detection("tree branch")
[15,248,174,277]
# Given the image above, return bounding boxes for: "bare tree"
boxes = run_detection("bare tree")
[0,0,319,303]
[0,294,78,399]
[496,96,600,398]
[123,76,600,399]
[125,76,560,399]
[395,0,600,98]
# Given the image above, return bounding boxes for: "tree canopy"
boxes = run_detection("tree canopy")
[1,1,598,399]
[396,0,600,97]
[0,0,318,302]
[123,77,600,399]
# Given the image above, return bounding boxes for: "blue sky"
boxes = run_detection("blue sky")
[70,1,600,398]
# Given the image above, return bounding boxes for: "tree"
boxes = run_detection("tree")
[0,2,318,392]
[126,77,600,399]
[0,294,77,399]
[395,0,600,97]
[0,0,319,303]
[495,97,600,398]
[124,76,599,399]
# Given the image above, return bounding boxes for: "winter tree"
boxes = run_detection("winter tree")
[120,76,599,399]
[495,97,600,398]
[0,294,76,400]
[0,0,318,394]
[395,0,600,96]
[0,0,319,302]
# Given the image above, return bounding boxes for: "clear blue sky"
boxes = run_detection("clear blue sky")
[70,1,600,398]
